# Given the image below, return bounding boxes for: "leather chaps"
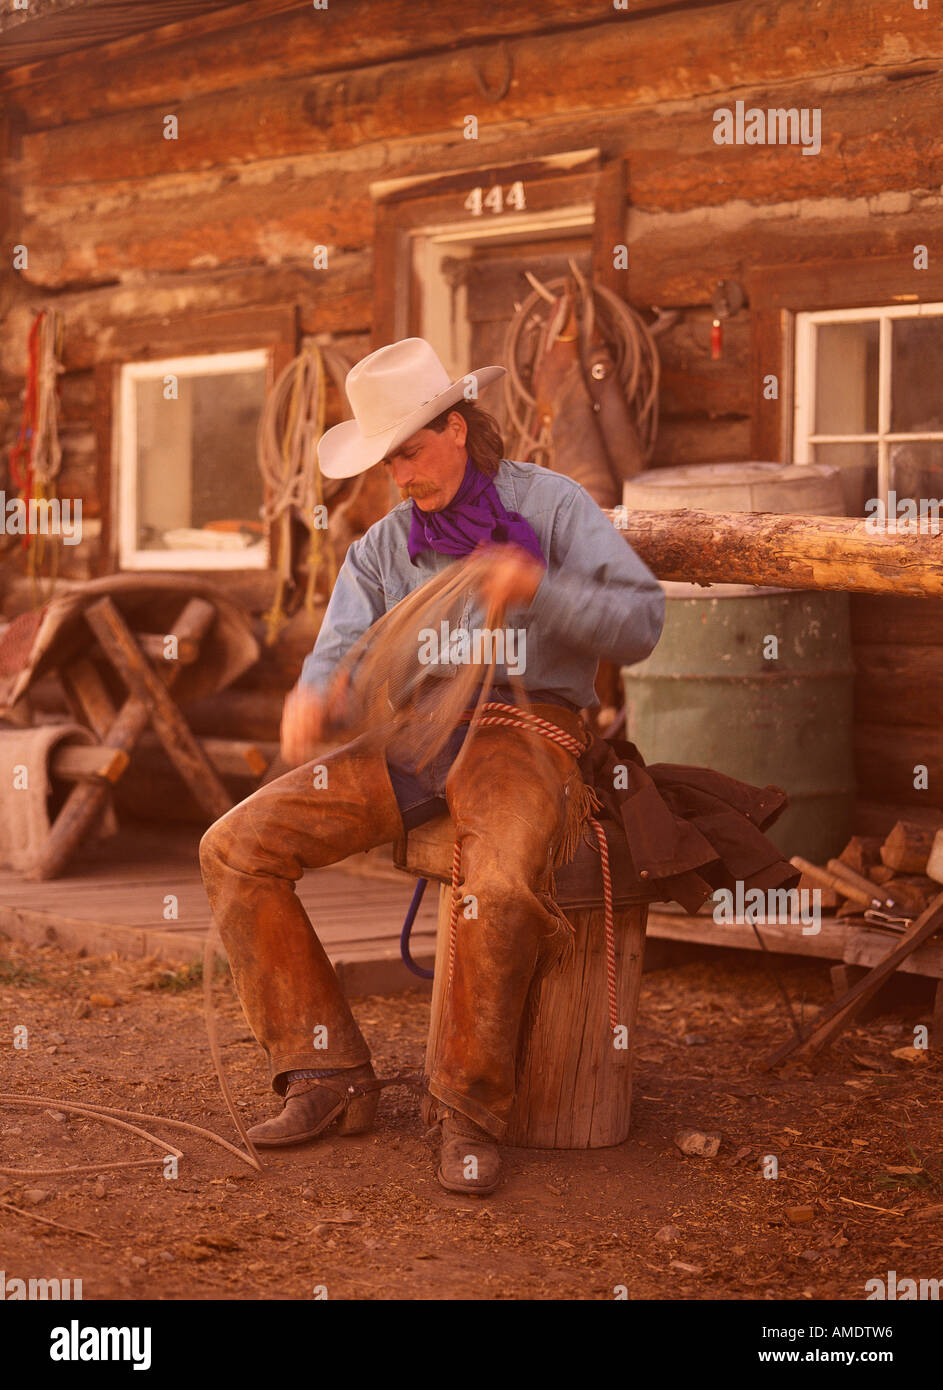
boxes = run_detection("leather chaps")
[198,703,591,1141]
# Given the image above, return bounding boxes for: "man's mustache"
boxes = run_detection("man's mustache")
[399,482,438,500]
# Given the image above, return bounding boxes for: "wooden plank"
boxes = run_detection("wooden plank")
[92,359,116,574]
[60,658,116,737]
[50,744,129,784]
[838,911,943,975]
[645,906,848,960]
[84,596,234,822]
[765,892,943,1064]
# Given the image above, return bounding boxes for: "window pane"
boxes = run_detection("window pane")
[890,316,943,433]
[889,440,943,500]
[814,321,879,435]
[810,442,878,515]
[134,368,267,553]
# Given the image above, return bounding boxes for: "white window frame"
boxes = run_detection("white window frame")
[117,348,270,571]
[793,301,943,506]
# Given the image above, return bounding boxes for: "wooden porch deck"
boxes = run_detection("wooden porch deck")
[1,818,942,998]
[0,817,439,996]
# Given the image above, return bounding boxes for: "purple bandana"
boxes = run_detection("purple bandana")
[406,457,546,567]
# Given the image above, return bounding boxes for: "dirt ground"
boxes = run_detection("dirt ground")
[1,931,942,1302]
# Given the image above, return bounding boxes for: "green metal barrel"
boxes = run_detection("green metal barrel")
[621,464,856,862]
[623,584,856,861]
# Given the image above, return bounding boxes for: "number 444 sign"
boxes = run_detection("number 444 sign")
[464,182,526,216]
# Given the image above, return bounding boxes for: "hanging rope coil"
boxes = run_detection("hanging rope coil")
[7,308,65,605]
[502,263,660,471]
[255,338,358,643]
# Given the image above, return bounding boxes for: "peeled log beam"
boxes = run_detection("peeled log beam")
[613,510,943,598]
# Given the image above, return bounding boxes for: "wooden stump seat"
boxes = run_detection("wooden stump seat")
[393,815,651,1149]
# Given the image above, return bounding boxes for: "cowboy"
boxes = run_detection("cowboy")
[199,337,665,1195]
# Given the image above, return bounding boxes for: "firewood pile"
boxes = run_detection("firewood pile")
[793,821,943,933]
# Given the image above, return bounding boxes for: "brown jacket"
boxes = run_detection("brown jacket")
[576,731,801,914]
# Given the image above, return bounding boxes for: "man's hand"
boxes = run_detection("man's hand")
[474,542,546,613]
[280,684,327,765]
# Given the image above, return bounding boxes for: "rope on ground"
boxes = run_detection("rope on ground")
[203,919,265,1171]
[0,1085,263,1178]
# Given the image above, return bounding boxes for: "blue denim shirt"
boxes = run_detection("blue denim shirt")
[299,458,665,711]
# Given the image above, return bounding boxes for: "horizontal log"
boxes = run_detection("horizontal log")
[1,261,370,375]
[134,729,268,779]
[617,509,943,597]
[49,743,129,784]
[625,196,943,307]
[21,141,943,306]
[15,0,939,185]
[2,0,670,123]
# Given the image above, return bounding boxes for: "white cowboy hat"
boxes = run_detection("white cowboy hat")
[317,337,506,480]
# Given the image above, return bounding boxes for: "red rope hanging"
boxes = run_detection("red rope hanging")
[8,311,45,549]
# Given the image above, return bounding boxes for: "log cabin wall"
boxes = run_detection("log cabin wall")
[0,0,940,811]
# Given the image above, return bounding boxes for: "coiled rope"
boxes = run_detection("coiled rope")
[502,261,659,468]
[323,554,622,1034]
[255,338,360,643]
[7,308,65,605]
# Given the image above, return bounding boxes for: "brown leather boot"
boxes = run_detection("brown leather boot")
[247,1062,379,1147]
[437,1107,501,1195]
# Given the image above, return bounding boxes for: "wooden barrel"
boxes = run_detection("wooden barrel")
[423,887,648,1148]
[395,813,650,1149]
